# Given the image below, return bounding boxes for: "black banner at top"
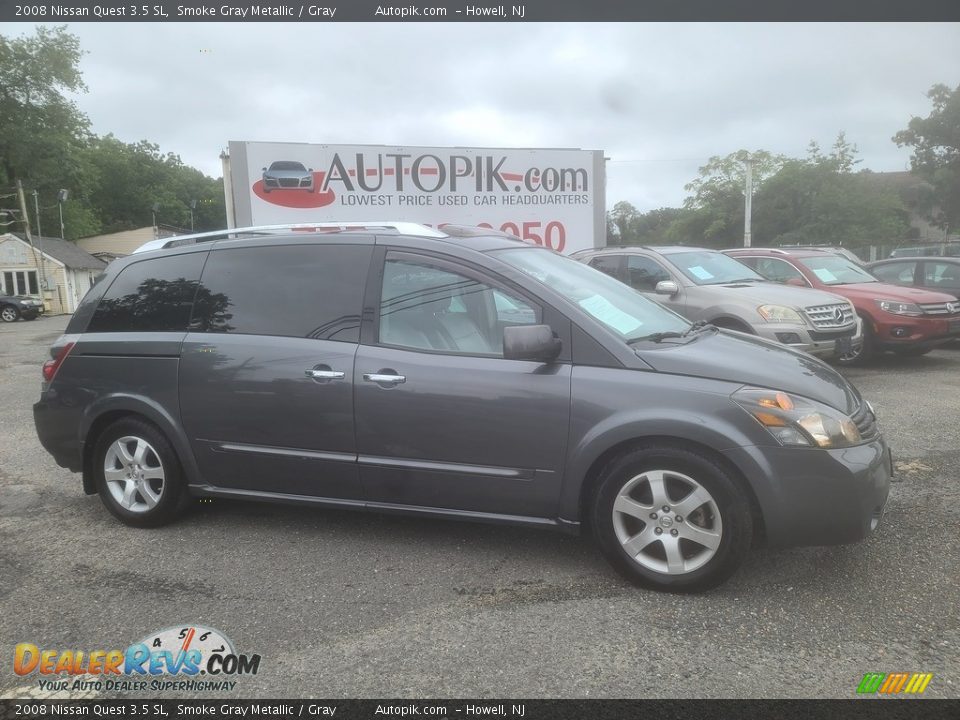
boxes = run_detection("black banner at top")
[0,0,958,22]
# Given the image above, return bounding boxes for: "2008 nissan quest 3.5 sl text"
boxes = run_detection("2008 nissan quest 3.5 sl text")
[33,223,893,592]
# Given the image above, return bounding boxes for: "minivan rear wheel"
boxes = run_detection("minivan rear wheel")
[591,444,752,592]
[93,418,184,528]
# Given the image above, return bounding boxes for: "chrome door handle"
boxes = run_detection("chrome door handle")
[306,369,345,379]
[363,373,406,385]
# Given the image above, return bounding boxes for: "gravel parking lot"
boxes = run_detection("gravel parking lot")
[1,315,957,699]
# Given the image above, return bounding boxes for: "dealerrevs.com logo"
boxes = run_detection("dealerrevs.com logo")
[13,625,261,693]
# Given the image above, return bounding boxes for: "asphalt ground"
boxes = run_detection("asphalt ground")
[0,315,957,699]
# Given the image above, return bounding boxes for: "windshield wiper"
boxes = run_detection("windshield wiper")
[682,320,716,337]
[626,331,684,345]
[627,320,717,345]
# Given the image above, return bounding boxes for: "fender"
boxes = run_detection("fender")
[557,406,774,523]
[80,393,203,491]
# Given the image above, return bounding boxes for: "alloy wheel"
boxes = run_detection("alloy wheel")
[103,436,165,513]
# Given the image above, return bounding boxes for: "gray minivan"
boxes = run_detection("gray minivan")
[33,224,892,592]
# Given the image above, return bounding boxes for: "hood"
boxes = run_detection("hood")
[638,330,858,413]
[833,281,958,304]
[705,281,846,308]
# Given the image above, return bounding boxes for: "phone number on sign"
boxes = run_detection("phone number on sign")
[430,220,568,252]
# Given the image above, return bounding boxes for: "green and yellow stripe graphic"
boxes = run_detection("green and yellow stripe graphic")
[857,672,933,695]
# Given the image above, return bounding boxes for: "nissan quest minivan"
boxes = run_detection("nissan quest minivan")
[33,223,892,592]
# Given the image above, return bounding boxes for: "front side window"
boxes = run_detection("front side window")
[194,244,372,340]
[666,251,765,285]
[872,261,916,285]
[495,248,689,342]
[923,262,960,289]
[88,253,205,333]
[379,256,539,356]
[625,255,672,291]
[750,257,808,285]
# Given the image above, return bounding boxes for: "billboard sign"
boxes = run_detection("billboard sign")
[227,142,605,253]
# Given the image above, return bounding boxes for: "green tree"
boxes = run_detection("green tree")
[752,137,908,246]
[0,26,100,238]
[82,135,225,234]
[894,83,960,236]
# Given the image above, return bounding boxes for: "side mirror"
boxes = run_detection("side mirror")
[785,277,808,287]
[655,280,679,296]
[262,167,267,171]
[503,325,561,362]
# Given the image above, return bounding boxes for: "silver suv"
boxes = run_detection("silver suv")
[574,246,861,359]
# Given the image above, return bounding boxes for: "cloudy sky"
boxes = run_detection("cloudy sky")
[16,22,960,211]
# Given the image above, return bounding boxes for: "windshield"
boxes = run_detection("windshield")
[494,248,689,342]
[666,251,766,285]
[268,161,307,171]
[798,255,877,285]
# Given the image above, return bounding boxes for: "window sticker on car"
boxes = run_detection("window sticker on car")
[813,268,838,282]
[578,294,643,334]
[688,266,714,280]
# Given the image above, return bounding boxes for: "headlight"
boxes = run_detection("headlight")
[731,386,861,448]
[757,304,804,324]
[876,299,922,316]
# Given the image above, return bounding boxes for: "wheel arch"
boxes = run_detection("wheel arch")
[568,432,766,546]
[80,395,201,495]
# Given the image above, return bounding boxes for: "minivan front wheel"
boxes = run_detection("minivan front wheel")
[93,418,184,528]
[591,444,752,592]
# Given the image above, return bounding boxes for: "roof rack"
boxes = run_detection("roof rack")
[132,222,448,254]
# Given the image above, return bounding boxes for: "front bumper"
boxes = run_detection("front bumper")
[873,315,960,351]
[723,434,892,548]
[756,317,862,358]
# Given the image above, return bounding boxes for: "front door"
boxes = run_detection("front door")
[354,251,572,519]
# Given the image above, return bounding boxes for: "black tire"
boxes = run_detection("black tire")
[590,443,753,593]
[93,417,185,528]
[1,304,20,322]
[835,316,874,366]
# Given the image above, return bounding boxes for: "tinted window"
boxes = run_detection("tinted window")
[589,255,624,282]
[625,255,671,291]
[88,253,205,333]
[194,244,371,341]
[379,257,539,356]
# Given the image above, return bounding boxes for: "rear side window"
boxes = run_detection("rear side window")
[193,244,372,341]
[88,253,205,333]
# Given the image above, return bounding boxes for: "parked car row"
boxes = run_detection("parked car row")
[723,248,960,363]
[0,293,44,322]
[33,223,893,594]
[573,245,960,365]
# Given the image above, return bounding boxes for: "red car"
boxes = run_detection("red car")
[724,248,960,364]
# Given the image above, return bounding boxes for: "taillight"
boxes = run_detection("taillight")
[42,341,76,383]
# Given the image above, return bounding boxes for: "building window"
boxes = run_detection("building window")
[2,269,39,296]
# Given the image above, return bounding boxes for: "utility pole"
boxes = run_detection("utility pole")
[32,190,48,293]
[16,180,44,297]
[743,154,754,248]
